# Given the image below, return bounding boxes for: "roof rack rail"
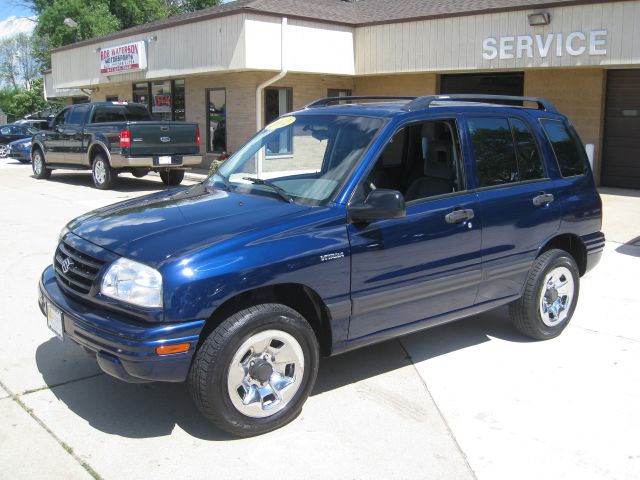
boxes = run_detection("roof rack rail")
[304,96,416,109]
[402,94,558,113]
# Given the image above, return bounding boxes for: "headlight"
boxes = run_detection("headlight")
[58,226,70,243]
[101,258,163,308]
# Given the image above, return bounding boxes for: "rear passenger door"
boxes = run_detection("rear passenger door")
[347,115,482,341]
[465,115,562,304]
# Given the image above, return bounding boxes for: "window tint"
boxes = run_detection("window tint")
[365,119,463,202]
[67,106,89,124]
[123,105,151,121]
[468,117,517,187]
[510,118,544,180]
[92,107,126,123]
[541,120,586,177]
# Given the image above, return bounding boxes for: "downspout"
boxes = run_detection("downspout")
[256,16,288,132]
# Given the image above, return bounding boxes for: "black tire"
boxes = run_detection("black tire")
[131,168,148,178]
[32,148,51,179]
[92,153,117,189]
[160,169,185,186]
[509,249,580,340]
[188,303,319,437]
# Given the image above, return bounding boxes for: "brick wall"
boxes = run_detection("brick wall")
[354,73,437,96]
[91,83,133,102]
[186,72,354,159]
[524,69,606,182]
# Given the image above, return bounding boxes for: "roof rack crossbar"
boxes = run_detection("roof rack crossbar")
[403,94,558,113]
[304,96,416,109]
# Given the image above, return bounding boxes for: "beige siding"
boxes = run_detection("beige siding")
[524,69,606,182]
[355,0,640,74]
[52,13,247,89]
[91,84,133,102]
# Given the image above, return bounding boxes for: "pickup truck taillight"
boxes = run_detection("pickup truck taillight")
[119,129,131,148]
[196,128,201,146]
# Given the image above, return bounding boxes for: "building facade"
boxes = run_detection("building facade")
[46,0,640,188]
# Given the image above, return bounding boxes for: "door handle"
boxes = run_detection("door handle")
[533,193,555,206]
[445,208,474,224]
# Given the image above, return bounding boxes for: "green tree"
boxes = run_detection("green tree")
[0,34,41,90]
[3,78,50,120]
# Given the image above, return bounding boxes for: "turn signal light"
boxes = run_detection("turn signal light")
[196,128,201,146]
[119,129,131,148]
[156,343,191,355]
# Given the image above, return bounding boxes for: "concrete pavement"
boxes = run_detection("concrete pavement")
[1,157,639,479]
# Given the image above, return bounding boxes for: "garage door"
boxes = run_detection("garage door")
[602,70,640,189]
[440,72,524,97]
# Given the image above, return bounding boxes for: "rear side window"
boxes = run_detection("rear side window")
[541,120,586,177]
[468,117,517,187]
[511,118,544,181]
[91,105,151,123]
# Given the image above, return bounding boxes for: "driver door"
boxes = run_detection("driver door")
[43,108,69,163]
[347,116,482,341]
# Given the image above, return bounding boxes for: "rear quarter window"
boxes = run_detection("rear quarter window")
[541,120,586,177]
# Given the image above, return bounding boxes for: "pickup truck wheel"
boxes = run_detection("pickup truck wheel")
[160,169,185,186]
[92,154,117,189]
[32,149,50,179]
[509,249,580,340]
[188,303,319,437]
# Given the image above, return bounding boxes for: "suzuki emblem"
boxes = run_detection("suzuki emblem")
[160,136,171,143]
[61,257,74,274]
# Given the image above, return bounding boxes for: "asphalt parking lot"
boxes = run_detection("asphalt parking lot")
[0,158,638,480]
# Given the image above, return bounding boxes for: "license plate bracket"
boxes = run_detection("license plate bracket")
[47,303,64,341]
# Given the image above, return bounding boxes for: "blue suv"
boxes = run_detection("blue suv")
[38,95,604,436]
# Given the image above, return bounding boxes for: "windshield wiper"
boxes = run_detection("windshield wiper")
[242,177,293,203]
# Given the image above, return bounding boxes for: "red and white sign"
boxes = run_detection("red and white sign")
[100,41,147,75]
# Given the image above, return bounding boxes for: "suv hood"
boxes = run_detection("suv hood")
[68,183,310,265]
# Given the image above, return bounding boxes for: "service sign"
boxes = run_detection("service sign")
[100,41,147,75]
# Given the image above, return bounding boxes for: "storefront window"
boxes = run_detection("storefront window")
[207,88,226,153]
[132,80,185,120]
[174,79,185,121]
[265,87,292,156]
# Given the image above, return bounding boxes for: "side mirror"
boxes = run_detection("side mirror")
[349,188,406,222]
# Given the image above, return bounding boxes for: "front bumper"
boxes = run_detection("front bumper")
[38,265,205,383]
[110,154,202,169]
[9,147,30,161]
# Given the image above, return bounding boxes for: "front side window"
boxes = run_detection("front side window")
[541,120,586,177]
[207,114,384,205]
[364,119,464,203]
[66,105,89,125]
[51,109,69,129]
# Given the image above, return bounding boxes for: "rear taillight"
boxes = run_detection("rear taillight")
[119,129,131,148]
[196,128,201,146]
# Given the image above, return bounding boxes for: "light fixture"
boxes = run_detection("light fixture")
[94,46,101,53]
[63,17,78,29]
[147,35,157,42]
[528,12,551,26]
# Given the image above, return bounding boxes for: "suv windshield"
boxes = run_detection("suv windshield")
[207,114,384,205]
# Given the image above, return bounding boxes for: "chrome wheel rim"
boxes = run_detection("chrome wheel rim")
[227,329,304,418]
[539,266,574,327]
[33,153,43,174]
[0,144,8,158]
[93,160,106,184]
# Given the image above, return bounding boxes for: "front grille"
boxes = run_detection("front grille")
[54,237,106,294]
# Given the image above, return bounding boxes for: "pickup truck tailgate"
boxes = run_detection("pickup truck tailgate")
[128,123,199,156]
